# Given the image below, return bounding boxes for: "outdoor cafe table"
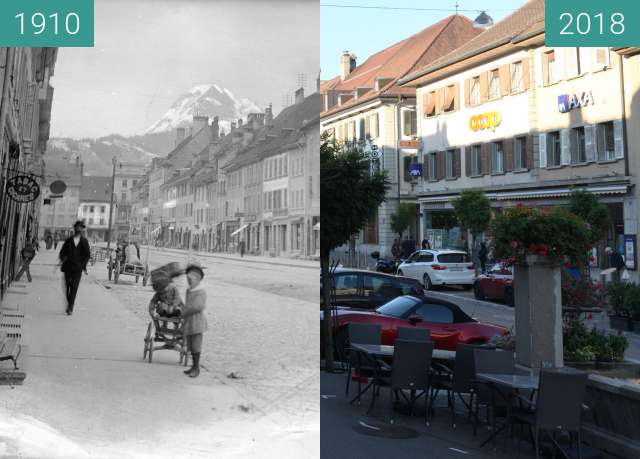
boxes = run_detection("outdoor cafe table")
[347,343,456,406]
[475,372,540,448]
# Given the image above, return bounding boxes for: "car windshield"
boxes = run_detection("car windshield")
[376,296,420,318]
[437,253,470,263]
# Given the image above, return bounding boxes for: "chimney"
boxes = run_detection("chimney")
[265,104,273,126]
[340,51,356,81]
[193,115,209,133]
[211,116,219,140]
[230,121,237,132]
[295,87,304,104]
[237,118,243,128]
[175,127,186,146]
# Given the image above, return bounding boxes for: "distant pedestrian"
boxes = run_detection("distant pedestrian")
[182,263,207,378]
[53,234,59,250]
[421,238,431,250]
[391,239,401,259]
[239,240,246,257]
[478,242,488,274]
[15,241,36,282]
[45,234,53,250]
[607,247,626,283]
[59,221,91,315]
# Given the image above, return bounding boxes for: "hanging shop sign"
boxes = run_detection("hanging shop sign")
[49,180,67,194]
[557,91,594,113]
[6,174,40,203]
[469,111,501,132]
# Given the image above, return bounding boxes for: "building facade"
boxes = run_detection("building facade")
[78,176,113,241]
[39,157,83,238]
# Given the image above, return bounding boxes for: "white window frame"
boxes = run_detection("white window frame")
[547,131,561,167]
[470,77,480,105]
[445,150,454,178]
[427,153,437,180]
[491,142,504,174]
[511,62,523,93]
[471,144,481,176]
[488,69,500,100]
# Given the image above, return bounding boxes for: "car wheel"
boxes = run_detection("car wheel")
[504,287,515,307]
[423,273,433,290]
[473,282,485,300]
[397,270,404,276]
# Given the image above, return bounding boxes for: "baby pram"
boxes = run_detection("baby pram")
[142,263,189,365]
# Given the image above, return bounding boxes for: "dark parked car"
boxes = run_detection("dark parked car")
[320,268,425,310]
[321,294,510,354]
[474,263,514,306]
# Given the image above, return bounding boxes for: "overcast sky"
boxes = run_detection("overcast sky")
[321,0,528,79]
[50,0,319,139]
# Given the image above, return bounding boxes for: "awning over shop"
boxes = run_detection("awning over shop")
[230,224,249,237]
[418,183,630,204]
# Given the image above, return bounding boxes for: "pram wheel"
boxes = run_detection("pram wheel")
[143,322,152,361]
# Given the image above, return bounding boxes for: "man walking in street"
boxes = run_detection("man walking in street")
[59,221,91,315]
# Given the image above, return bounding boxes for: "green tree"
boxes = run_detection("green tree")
[568,189,610,244]
[390,202,416,239]
[452,189,492,266]
[321,133,389,372]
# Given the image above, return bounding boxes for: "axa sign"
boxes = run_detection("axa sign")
[6,174,40,203]
[558,91,594,113]
[469,111,501,132]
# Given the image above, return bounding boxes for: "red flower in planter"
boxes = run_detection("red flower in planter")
[589,255,595,262]
[529,243,538,253]
[507,256,516,264]
[510,240,519,248]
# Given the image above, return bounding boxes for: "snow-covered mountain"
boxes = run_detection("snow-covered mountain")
[145,84,261,135]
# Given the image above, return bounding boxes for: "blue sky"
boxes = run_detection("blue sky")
[321,0,530,79]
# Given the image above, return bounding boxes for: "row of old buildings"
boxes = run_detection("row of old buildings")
[321,0,640,281]
[127,87,320,259]
[0,47,58,300]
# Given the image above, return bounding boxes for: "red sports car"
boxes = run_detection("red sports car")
[321,295,510,354]
[473,264,514,306]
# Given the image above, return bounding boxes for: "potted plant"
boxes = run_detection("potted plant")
[607,282,633,331]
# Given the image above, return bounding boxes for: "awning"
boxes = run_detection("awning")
[314,222,320,230]
[230,224,249,237]
[418,183,630,204]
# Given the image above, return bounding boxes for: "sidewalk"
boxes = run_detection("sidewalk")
[0,249,317,459]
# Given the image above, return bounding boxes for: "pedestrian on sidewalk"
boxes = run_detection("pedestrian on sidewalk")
[59,221,91,315]
[53,233,59,250]
[15,240,37,282]
[182,263,207,378]
[478,241,488,274]
[239,240,246,257]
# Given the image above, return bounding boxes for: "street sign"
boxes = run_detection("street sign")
[6,174,40,202]
[50,180,67,194]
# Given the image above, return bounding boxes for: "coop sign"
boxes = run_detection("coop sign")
[469,111,501,132]
[6,174,40,203]
[558,91,594,113]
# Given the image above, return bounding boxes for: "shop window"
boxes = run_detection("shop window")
[424,91,436,117]
[445,150,454,179]
[570,127,586,164]
[469,77,480,105]
[427,152,437,181]
[544,50,558,84]
[488,69,500,99]
[491,141,504,174]
[511,62,523,93]
[514,136,527,170]
[547,131,561,167]
[471,144,481,176]
[402,109,417,137]
[596,121,615,161]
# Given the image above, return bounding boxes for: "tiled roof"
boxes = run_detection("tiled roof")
[400,0,544,85]
[80,176,112,202]
[321,15,481,117]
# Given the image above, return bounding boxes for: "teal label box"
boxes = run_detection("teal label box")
[546,0,640,47]
[0,0,94,47]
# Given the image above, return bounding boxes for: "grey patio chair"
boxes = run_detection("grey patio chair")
[345,323,381,401]
[397,326,431,342]
[513,368,588,459]
[369,339,435,425]
[429,343,479,428]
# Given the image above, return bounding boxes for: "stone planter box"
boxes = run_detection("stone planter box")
[609,315,633,332]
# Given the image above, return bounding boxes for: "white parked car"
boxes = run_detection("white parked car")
[396,249,475,290]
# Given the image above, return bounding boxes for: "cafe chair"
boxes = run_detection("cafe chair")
[429,343,479,428]
[512,368,588,459]
[397,326,431,342]
[345,323,382,402]
[368,339,434,426]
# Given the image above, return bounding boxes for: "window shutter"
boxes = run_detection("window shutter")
[538,133,547,168]
[522,57,530,90]
[423,154,429,180]
[526,135,533,169]
[560,129,571,165]
[504,138,514,172]
[499,65,510,96]
[479,72,488,102]
[435,88,445,114]
[454,149,461,177]
[481,143,491,175]
[464,78,470,107]
[585,125,596,162]
[453,83,460,110]
[465,147,471,177]
[437,152,445,180]
[614,119,624,159]
[596,123,605,160]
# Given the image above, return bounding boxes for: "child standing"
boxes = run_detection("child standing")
[182,263,207,378]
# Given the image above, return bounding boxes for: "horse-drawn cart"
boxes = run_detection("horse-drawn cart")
[107,244,149,285]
